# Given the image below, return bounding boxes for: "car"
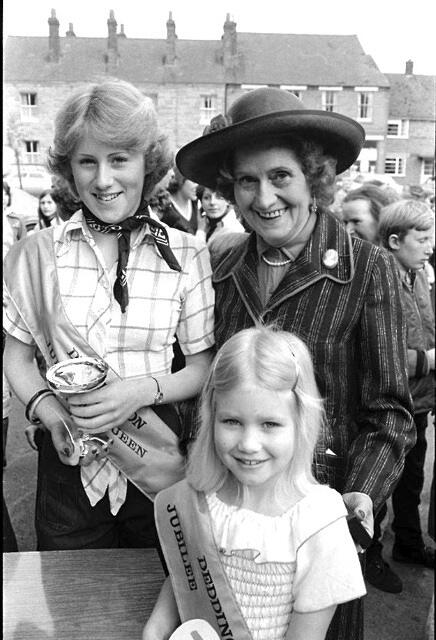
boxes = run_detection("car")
[6,166,53,198]
[7,187,39,231]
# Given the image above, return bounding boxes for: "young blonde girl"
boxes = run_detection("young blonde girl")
[144,327,366,640]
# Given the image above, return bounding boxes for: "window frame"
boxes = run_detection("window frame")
[357,92,373,121]
[387,119,409,138]
[20,92,38,121]
[384,155,406,177]
[421,158,434,181]
[199,94,217,125]
[280,85,307,101]
[24,140,40,164]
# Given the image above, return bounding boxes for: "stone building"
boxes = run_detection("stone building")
[3,10,435,186]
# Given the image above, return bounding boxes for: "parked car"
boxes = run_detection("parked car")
[7,187,39,232]
[7,167,53,198]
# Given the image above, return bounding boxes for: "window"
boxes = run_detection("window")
[20,92,38,121]
[322,91,337,112]
[24,140,40,164]
[387,119,409,138]
[199,95,217,125]
[280,85,307,101]
[384,156,405,176]
[358,92,373,121]
[422,158,434,179]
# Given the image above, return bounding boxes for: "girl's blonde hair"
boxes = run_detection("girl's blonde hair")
[186,326,324,499]
[47,79,173,202]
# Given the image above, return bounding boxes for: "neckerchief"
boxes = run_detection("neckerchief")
[82,203,182,312]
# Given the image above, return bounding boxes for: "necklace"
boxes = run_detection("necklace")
[261,254,292,267]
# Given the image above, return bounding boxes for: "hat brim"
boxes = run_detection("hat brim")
[176,110,365,188]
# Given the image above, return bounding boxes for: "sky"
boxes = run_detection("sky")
[3,0,436,75]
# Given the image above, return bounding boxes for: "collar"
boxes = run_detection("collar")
[213,211,355,286]
[55,209,158,256]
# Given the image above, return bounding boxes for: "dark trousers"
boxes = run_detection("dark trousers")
[35,429,163,556]
[369,411,429,555]
[392,412,429,549]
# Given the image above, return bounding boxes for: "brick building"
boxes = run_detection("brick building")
[385,61,435,186]
[3,10,435,186]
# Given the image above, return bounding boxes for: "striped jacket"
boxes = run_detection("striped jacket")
[211,211,415,513]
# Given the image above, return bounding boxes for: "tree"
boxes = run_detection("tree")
[6,112,24,189]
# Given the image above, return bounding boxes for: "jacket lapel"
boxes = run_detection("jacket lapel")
[212,213,355,319]
[268,213,355,310]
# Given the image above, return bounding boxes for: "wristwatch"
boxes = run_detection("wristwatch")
[151,376,164,405]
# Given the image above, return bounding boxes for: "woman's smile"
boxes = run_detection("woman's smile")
[233,144,312,247]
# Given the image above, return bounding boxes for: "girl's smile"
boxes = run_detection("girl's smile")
[71,136,145,224]
[214,383,297,505]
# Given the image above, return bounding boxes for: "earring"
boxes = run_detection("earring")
[310,195,318,214]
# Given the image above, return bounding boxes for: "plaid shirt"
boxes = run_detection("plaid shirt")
[4,210,215,376]
[4,211,215,513]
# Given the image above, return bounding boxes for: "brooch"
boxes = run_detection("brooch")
[322,249,339,269]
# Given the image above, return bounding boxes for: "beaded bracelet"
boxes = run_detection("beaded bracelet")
[25,389,56,425]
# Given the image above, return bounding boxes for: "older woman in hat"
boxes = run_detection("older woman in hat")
[176,88,414,640]
[3,80,214,551]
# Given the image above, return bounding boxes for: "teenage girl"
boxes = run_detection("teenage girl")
[144,326,367,640]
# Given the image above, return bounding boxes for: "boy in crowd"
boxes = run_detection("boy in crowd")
[376,199,434,577]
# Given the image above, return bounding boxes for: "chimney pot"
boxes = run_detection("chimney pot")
[48,8,60,61]
[66,22,76,37]
[107,10,118,52]
[165,11,177,65]
[222,13,237,68]
[405,59,414,75]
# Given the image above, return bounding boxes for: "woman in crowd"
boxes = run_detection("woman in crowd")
[176,87,414,640]
[37,188,62,229]
[196,184,245,244]
[157,167,200,234]
[3,79,214,551]
[341,183,398,244]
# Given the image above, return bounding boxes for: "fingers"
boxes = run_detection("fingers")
[49,423,81,466]
[24,425,40,451]
[342,491,374,538]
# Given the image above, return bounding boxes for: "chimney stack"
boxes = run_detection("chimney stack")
[118,24,127,38]
[65,23,76,37]
[107,10,118,52]
[222,13,237,69]
[164,12,177,65]
[48,9,60,62]
[405,59,414,75]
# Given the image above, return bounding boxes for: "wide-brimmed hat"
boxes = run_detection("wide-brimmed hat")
[176,87,365,188]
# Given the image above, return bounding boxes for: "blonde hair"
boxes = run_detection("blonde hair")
[186,326,324,500]
[47,79,173,201]
[379,199,434,248]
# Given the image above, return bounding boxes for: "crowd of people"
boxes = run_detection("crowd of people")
[3,80,434,640]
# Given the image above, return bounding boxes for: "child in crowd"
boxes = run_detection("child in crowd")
[143,327,366,640]
[377,200,435,568]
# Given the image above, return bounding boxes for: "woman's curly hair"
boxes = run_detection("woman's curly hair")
[47,80,174,203]
[215,135,337,210]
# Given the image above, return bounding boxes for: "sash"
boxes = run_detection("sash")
[3,228,185,501]
[155,480,253,640]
